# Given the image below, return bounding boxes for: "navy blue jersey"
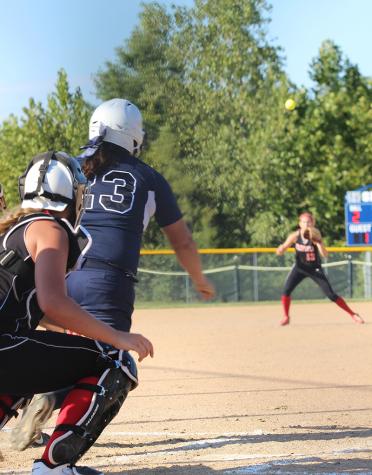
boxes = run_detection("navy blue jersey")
[78,152,182,274]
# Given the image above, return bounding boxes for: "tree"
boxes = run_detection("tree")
[94,4,372,248]
[0,70,92,207]
[251,40,372,244]
[94,2,179,143]
[171,0,290,246]
[294,40,372,242]
[94,2,219,247]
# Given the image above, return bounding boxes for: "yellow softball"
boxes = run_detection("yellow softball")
[285,98,296,111]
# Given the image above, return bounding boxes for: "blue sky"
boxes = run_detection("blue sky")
[269,0,371,87]
[0,0,370,122]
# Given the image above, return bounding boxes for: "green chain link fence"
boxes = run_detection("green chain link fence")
[136,249,372,304]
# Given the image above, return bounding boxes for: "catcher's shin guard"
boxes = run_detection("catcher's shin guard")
[45,352,137,466]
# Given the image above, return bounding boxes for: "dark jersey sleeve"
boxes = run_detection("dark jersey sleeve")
[153,172,183,227]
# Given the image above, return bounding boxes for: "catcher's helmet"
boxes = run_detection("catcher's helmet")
[88,98,144,157]
[19,151,88,227]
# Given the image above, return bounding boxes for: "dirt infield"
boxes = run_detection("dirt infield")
[1,301,372,474]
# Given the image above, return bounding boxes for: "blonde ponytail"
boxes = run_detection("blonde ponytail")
[0,208,37,235]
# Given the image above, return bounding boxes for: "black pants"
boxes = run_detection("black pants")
[283,265,339,301]
[0,330,106,395]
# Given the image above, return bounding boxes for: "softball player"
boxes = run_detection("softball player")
[277,212,364,326]
[0,152,153,474]
[68,98,214,333]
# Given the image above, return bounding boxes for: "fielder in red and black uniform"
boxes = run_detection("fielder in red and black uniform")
[276,211,364,326]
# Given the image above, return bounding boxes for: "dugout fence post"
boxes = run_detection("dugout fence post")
[364,251,371,299]
[347,254,353,298]
[233,255,241,301]
[252,252,259,301]
[185,275,190,303]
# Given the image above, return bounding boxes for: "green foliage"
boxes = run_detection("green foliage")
[248,40,372,245]
[291,40,372,243]
[1,4,371,250]
[94,1,219,247]
[170,0,289,246]
[94,2,180,142]
[93,2,372,248]
[145,125,218,246]
[0,70,92,207]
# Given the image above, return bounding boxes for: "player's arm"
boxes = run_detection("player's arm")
[38,316,65,332]
[153,172,215,300]
[162,218,215,300]
[39,316,82,336]
[26,220,153,361]
[276,231,298,255]
[315,240,328,258]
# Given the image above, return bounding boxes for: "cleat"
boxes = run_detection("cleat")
[280,315,290,326]
[31,431,50,447]
[11,394,55,451]
[31,460,104,474]
[351,313,364,324]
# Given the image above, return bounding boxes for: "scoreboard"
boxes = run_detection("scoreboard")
[345,186,372,245]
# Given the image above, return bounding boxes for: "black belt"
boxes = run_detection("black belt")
[81,258,138,282]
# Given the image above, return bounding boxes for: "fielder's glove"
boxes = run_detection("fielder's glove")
[304,227,322,243]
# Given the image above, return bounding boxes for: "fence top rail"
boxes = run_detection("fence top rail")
[138,259,354,275]
[140,247,372,255]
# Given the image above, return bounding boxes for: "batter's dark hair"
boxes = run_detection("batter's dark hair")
[82,142,132,180]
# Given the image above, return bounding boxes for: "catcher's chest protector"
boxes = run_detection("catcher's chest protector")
[0,213,90,333]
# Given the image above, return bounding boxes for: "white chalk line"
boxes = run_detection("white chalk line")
[223,457,372,475]
[1,428,266,437]
[102,429,266,437]
[0,440,370,474]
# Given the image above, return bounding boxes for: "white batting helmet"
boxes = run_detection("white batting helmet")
[88,98,144,157]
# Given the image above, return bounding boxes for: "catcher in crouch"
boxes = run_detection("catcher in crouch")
[276,211,364,326]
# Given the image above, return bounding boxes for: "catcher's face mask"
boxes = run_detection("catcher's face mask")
[74,179,90,228]
[0,183,6,211]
